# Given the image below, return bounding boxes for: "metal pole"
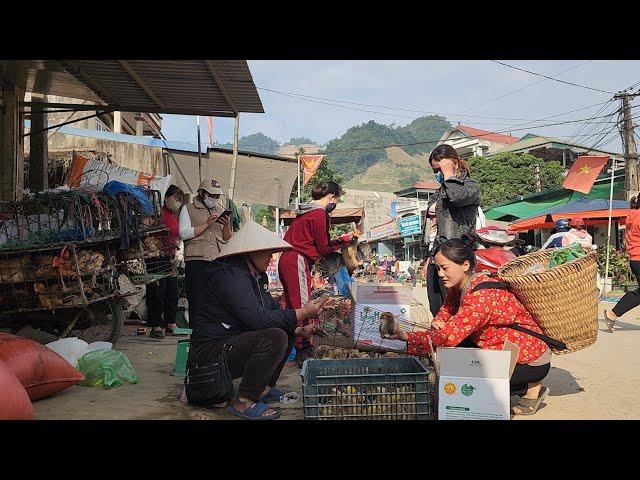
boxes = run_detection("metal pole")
[229,114,240,201]
[297,152,301,208]
[275,207,280,235]
[604,157,616,292]
[196,115,202,182]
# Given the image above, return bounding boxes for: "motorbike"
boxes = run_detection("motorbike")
[474,227,531,275]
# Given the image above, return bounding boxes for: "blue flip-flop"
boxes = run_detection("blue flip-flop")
[228,401,281,420]
[261,386,285,403]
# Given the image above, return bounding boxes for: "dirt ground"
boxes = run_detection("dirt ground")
[26,300,640,420]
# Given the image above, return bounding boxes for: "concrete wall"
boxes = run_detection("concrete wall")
[341,188,396,235]
[24,131,166,177]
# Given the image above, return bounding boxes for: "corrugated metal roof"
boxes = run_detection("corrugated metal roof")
[490,134,620,157]
[1,60,263,117]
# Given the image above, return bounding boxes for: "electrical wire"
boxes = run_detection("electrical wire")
[458,61,593,114]
[491,60,615,95]
[257,86,540,122]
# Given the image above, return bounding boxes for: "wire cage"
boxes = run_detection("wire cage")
[119,228,174,285]
[301,357,436,420]
[312,290,432,354]
[0,242,117,315]
[0,187,165,252]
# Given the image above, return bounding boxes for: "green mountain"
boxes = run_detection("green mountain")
[215,115,451,192]
[217,132,279,155]
[324,116,451,181]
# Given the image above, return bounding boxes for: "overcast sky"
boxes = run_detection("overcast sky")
[162,60,640,154]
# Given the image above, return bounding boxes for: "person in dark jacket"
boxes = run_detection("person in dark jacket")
[188,220,328,420]
[424,144,481,316]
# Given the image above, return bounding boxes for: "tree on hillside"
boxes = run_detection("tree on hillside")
[288,137,315,145]
[397,115,451,155]
[218,132,280,155]
[470,153,565,207]
[323,116,452,182]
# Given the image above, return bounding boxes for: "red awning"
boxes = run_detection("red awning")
[508,209,631,232]
[279,207,364,226]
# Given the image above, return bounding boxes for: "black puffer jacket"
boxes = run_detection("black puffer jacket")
[190,255,296,346]
[425,170,481,252]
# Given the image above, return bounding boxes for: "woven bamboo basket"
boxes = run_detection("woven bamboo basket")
[497,250,599,355]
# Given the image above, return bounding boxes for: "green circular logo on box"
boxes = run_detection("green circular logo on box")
[461,384,476,396]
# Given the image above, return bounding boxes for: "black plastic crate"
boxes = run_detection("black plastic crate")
[301,357,435,420]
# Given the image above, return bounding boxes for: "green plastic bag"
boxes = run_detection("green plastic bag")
[549,242,586,268]
[76,349,139,388]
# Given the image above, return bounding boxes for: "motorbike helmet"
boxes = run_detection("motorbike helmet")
[555,218,570,232]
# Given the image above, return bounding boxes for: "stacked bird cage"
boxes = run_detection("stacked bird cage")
[119,229,174,286]
[0,242,116,315]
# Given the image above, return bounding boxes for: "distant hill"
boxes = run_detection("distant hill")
[217,132,279,155]
[213,115,451,192]
[325,116,451,181]
[346,147,436,192]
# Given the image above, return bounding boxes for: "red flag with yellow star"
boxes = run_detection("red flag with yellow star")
[562,155,610,194]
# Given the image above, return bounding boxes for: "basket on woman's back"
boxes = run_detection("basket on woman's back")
[497,250,599,355]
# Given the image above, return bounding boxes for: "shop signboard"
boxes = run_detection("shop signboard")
[368,221,400,241]
[398,214,422,237]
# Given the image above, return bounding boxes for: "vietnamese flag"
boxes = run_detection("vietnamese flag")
[562,155,609,194]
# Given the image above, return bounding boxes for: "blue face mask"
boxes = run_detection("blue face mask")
[435,172,445,184]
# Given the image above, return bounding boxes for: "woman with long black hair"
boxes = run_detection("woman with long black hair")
[424,144,481,316]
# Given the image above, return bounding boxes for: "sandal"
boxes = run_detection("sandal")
[149,329,165,339]
[261,386,285,403]
[604,310,616,333]
[228,401,281,420]
[511,386,550,416]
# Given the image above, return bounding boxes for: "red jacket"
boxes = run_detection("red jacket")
[162,205,180,256]
[626,210,640,261]
[407,274,548,364]
[283,203,344,263]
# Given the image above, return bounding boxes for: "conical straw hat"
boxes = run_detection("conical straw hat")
[217,220,292,258]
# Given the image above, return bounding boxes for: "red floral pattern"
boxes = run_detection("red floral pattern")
[407,274,548,364]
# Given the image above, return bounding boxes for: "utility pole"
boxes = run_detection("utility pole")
[615,92,640,200]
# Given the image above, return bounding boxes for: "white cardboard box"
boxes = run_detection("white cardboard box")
[437,347,513,420]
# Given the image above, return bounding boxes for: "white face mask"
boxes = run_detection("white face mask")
[203,196,217,209]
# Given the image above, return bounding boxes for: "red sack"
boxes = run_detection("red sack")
[0,360,33,420]
[0,333,85,401]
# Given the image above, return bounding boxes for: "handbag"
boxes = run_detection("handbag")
[184,343,234,406]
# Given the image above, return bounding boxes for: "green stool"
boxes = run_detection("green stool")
[171,339,190,377]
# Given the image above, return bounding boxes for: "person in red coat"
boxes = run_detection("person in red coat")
[146,185,184,338]
[278,181,353,367]
[606,196,640,332]
[385,235,552,416]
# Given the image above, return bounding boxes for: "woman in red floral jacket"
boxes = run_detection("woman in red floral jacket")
[387,235,551,416]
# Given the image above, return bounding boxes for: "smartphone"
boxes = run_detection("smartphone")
[215,209,232,224]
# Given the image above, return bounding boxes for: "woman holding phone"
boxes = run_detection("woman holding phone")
[179,178,233,319]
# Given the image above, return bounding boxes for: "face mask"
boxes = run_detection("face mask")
[325,202,337,214]
[435,172,445,184]
[203,196,217,209]
[166,198,181,213]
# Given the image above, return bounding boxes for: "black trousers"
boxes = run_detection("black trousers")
[612,260,640,317]
[146,275,178,328]
[426,260,447,317]
[189,328,295,402]
[185,260,210,321]
[457,337,550,393]
[510,363,551,393]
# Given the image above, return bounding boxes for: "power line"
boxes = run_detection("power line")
[458,61,593,115]
[257,86,541,122]
[491,60,615,95]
